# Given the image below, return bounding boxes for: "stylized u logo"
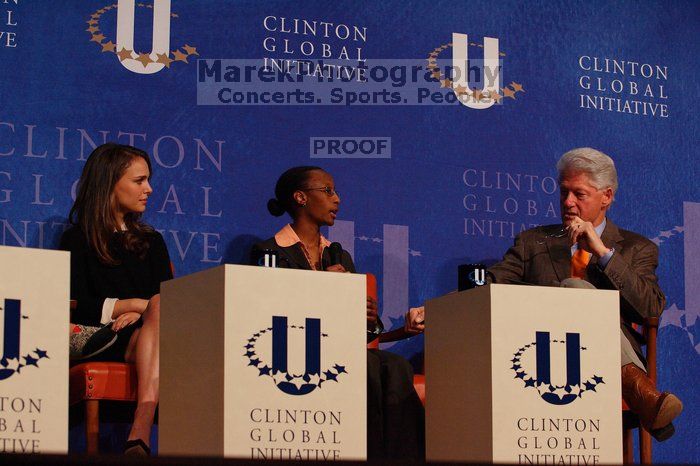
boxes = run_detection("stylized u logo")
[451,33,500,109]
[272,316,321,396]
[536,331,581,405]
[470,268,486,286]
[116,0,172,74]
[0,299,21,381]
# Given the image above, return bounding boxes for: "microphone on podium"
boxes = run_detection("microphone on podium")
[326,242,343,269]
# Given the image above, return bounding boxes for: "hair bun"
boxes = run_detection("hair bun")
[267,198,285,217]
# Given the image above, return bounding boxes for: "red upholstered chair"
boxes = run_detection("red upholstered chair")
[69,300,138,454]
[69,263,173,453]
[622,317,659,464]
[365,274,425,406]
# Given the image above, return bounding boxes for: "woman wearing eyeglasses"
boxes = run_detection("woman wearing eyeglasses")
[250,166,424,460]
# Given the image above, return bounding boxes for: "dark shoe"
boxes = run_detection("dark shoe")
[124,438,151,456]
[650,422,675,442]
[71,324,118,361]
[622,363,683,437]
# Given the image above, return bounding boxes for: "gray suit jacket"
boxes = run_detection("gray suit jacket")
[488,220,665,359]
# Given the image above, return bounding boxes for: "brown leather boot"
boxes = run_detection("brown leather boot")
[621,363,683,432]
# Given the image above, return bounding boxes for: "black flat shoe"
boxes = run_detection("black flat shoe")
[650,422,675,442]
[124,438,151,456]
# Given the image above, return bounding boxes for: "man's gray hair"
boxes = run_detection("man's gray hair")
[556,147,618,194]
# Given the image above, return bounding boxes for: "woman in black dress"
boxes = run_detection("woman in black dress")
[61,143,172,455]
[251,166,424,460]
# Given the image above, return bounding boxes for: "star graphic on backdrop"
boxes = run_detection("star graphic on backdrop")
[430,70,441,79]
[440,78,452,88]
[592,375,604,384]
[101,41,116,53]
[90,13,101,19]
[86,25,99,33]
[136,53,152,67]
[490,90,502,102]
[116,48,134,62]
[34,348,48,359]
[244,350,255,358]
[687,318,700,346]
[659,230,673,238]
[472,88,484,101]
[324,370,338,382]
[660,304,684,328]
[524,378,536,387]
[515,371,525,379]
[510,82,525,92]
[258,365,271,376]
[172,49,189,63]
[334,364,347,374]
[171,13,179,18]
[248,358,260,367]
[453,84,467,95]
[409,250,422,257]
[183,44,199,56]
[502,87,516,99]
[152,53,173,68]
[87,19,98,26]
[90,33,106,44]
[584,381,597,391]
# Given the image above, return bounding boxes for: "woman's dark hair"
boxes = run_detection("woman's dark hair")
[69,143,154,265]
[267,166,324,217]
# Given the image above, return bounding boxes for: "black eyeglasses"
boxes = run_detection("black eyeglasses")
[301,186,340,197]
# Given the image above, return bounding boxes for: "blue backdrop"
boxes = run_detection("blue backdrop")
[1,0,698,461]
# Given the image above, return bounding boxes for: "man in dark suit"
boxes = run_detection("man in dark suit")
[487,147,682,440]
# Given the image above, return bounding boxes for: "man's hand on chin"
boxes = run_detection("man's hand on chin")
[566,216,610,258]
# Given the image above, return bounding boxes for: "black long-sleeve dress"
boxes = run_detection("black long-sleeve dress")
[60,226,172,360]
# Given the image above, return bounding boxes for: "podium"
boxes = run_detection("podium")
[425,284,622,464]
[159,265,367,460]
[0,245,69,454]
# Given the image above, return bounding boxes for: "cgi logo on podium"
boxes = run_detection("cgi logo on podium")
[511,331,605,405]
[243,316,347,396]
[0,298,49,382]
